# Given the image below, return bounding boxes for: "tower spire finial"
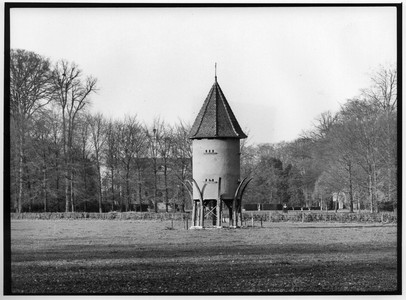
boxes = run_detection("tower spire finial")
[215,63,217,82]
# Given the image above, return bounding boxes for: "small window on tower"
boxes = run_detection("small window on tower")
[204,149,217,154]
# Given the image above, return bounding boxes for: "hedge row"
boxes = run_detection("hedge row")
[10,211,397,224]
[243,204,321,211]
[10,212,189,221]
[241,211,397,223]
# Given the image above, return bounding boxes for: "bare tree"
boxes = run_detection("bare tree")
[363,65,397,207]
[305,111,339,141]
[88,112,106,213]
[105,118,121,211]
[340,99,382,212]
[310,111,356,212]
[77,113,91,212]
[51,60,97,212]
[155,122,174,212]
[30,114,53,212]
[48,108,64,212]
[145,118,162,213]
[117,116,145,211]
[171,120,192,212]
[10,49,53,212]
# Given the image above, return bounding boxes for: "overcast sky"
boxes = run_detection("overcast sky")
[10,6,397,145]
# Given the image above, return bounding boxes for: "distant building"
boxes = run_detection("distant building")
[332,192,347,209]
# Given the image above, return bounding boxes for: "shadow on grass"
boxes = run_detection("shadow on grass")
[12,241,397,263]
[11,254,398,294]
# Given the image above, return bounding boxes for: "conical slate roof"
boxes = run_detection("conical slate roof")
[190,78,247,139]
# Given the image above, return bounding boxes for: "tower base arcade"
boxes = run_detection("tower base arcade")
[186,177,252,229]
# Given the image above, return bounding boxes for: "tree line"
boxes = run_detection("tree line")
[10,49,192,213]
[241,65,397,213]
[9,49,397,213]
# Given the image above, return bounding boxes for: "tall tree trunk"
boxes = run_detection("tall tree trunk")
[126,167,130,212]
[137,166,142,208]
[181,186,185,213]
[386,110,392,205]
[111,167,114,211]
[65,174,70,212]
[154,169,158,213]
[182,167,187,212]
[43,168,47,212]
[119,184,123,212]
[348,161,354,213]
[13,163,18,212]
[28,178,32,213]
[71,167,75,212]
[83,165,87,213]
[18,133,24,213]
[56,172,60,212]
[16,102,25,213]
[387,166,391,204]
[368,170,374,213]
[53,148,60,212]
[373,163,378,213]
[69,120,75,213]
[97,162,103,213]
[164,166,169,212]
[63,111,70,213]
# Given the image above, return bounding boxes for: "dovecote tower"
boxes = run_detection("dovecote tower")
[187,71,252,228]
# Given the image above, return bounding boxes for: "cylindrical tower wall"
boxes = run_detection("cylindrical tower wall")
[192,138,240,200]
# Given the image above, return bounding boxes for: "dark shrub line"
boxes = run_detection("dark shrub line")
[10,211,397,223]
[247,211,397,223]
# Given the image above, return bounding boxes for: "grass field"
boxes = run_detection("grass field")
[10,219,398,294]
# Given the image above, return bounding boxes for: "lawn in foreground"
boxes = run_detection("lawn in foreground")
[10,219,398,294]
